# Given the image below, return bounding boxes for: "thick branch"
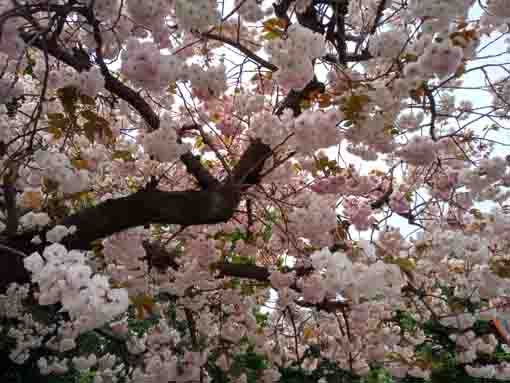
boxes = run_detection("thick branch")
[296,3,324,34]
[180,152,221,190]
[322,50,373,64]
[56,139,266,250]
[1,138,271,290]
[228,138,273,186]
[0,244,30,292]
[0,188,239,290]
[60,188,241,250]
[335,0,349,65]
[275,79,325,117]
[273,0,294,23]
[3,169,19,236]
[217,262,271,281]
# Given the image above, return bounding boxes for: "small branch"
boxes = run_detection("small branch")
[370,0,388,34]
[370,184,393,209]
[424,86,438,141]
[184,308,199,349]
[201,32,278,71]
[3,167,18,236]
[322,50,373,64]
[295,299,348,312]
[0,243,27,258]
[286,307,301,363]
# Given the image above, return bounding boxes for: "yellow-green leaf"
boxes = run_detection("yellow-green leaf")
[384,255,416,273]
[112,150,135,162]
[130,294,156,320]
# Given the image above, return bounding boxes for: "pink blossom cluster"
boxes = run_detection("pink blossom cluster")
[250,109,293,146]
[175,0,220,31]
[185,63,228,101]
[143,114,189,163]
[265,24,326,90]
[288,193,336,248]
[235,0,266,22]
[103,229,150,296]
[19,150,91,195]
[121,39,182,91]
[292,109,341,153]
[397,136,438,166]
[23,243,129,339]
[343,197,375,231]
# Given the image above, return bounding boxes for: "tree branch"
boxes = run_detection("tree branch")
[180,152,221,190]
[201,32,278,72]
[424,86,438,141]
[370,0,388,34]
[3,167,19,236]
[335,0,348,65]
[26,33,160,131]
[274,79,325,117]
[227,138,273,186]
[60,188,241,250]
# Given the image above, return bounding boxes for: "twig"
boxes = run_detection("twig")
[201,32,278,71]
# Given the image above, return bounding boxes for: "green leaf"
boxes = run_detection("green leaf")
[194,136,204,150]
[71,158,89,170]
[262,30,283,40]
[241,282,256,296]
[230,253,256,265]
[81,110,112,143]
[112,150,135,162]
[47,113,68,138]
[394,310,418,332]
[253,308,268,326]
[47,112,65,121]
[130,294,156,320]
[383,255,415,273]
